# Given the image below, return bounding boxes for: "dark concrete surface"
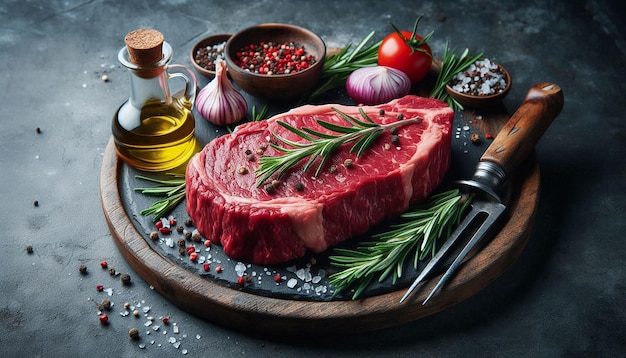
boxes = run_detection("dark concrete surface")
[1,0,625,357]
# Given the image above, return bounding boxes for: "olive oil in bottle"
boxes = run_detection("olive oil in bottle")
[112,29,199,172]
[112,100,199,172]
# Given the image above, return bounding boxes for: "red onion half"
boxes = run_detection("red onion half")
[346,66,411,105]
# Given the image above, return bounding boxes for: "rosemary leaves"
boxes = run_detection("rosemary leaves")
[328,189,472,299]
[429,42,483,111]
[134,174,186,222]
[255,108,423,187]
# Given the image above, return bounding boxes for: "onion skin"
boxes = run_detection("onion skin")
[346,66,411,105]
[196,60,248,125]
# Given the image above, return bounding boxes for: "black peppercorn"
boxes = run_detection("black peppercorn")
[129,328,139,339]
[264,183,276,194]
[120,274,131,285]
[184,218,193,226]
[79,265,88,274]
[294,182,304,191]
[391,135,400,145]
[102,299,111,310]
[108,268,116,276]
[26,245,33,254]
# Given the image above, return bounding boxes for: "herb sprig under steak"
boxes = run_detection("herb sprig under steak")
[329,189,472,300]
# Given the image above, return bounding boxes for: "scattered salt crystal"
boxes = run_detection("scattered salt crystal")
[286,265,297,273]
[144,320,153,327]
[138,343,146,349]
[165,238,174,247]
[182,349,188,355]
[462,125,470,131]
[142,306,150,313]
[312,276,321,284]
[287,278,298,288]
[169,337,177,344]
[196,334,201,339]
[235,262,247,276]
[152,325,160,331]
[104,288,113,296]
[173,325,179,334]
[318,269,326,278]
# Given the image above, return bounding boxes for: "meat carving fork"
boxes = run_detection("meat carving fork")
[400,83,564,304]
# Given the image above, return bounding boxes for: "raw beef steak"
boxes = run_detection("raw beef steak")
[186,95,453,264]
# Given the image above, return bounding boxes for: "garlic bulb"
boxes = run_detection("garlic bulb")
[196,59,247,125]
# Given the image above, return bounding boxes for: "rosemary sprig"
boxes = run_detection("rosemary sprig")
[251,105,269,121]
[302,31,381,102]
[255,108,422,187]
[134,173,186,222]
[328,189,472,299]
[227,105,270,133]
[430,41,483,111]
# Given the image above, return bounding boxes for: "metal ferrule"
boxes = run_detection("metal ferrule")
[457,161,507,203]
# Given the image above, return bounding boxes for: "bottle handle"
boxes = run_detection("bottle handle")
[166,64,198,109]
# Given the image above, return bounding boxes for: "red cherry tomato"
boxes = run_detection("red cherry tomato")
[378,17,433,83]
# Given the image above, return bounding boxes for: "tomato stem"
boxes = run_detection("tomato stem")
[389,15,433,56]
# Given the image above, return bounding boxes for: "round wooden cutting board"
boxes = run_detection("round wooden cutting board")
[99,96,540,335]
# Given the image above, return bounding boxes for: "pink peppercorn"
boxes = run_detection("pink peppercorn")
[189,252,198,262]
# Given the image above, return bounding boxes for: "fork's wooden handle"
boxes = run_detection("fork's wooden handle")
[481,82,564,178]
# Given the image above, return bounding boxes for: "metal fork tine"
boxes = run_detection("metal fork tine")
[399,202,484,303]
[421,201,505,305]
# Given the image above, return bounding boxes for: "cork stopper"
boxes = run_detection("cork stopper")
[124,29,164,65]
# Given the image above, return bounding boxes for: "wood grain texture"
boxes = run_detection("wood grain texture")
[99,100,540,335]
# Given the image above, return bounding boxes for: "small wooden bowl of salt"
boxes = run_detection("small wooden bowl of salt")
[445,58,511,109]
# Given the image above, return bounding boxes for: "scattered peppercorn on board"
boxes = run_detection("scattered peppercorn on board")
[99,63,540,335]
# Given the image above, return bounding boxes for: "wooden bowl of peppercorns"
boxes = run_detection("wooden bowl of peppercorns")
[224,23,326,102]
[445,59,512,109]
[191,33,231,78]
